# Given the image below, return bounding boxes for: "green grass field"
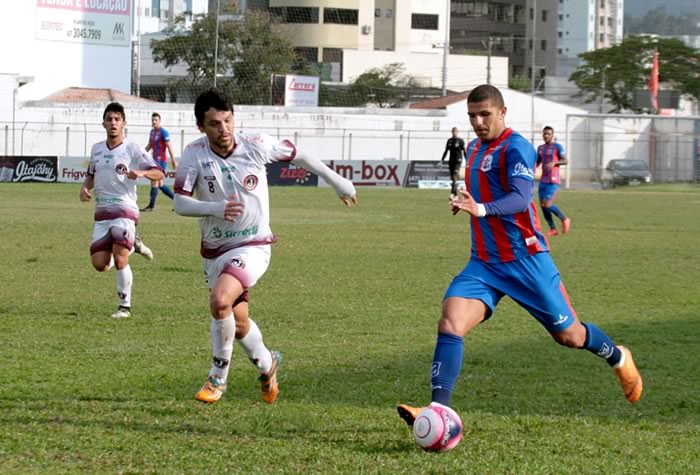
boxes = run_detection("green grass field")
[1,183,699,474]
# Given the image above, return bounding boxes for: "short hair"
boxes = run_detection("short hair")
[543,126,554,133]
[103,102,125,121]
[151,112,161,119]
[195,89,234,126]
[451,127,458,132]
[467,85,504,108]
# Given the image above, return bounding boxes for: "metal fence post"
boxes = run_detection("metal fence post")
[341,129,346,160]
[66,126,70,156]
[399,134,403,160]
[348,133,353,161]
[20,123,28,156]
[4,125,8,155]
[407,130,411,161]
[180,129,185,155]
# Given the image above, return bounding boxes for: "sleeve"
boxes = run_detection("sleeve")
[507,141,536,185]
[483,177,533,216]
[130,143,160,171]
[535,146,542,167]
[556,143,566,158]
[255,134,296,166]
[441,140,449,160]
[161,128,171,142]
[173,146,199,196]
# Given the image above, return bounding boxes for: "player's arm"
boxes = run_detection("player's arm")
[80,174,94,202]
[166,142,177,169]
[554,145,568,167]
[174,193,243,222]
[293,149,357,206]
[450,178,532,217]
[128,144,164,181]
[128,167,164,181]
[441,141,449,161]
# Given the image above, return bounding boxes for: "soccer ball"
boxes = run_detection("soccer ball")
[412,404,463,452]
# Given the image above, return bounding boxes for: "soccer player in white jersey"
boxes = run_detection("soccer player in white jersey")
[174,89,357,404]
[80,103,164,319]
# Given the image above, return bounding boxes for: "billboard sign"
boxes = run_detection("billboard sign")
[284,75,320,107]
[0,156,58,183]
[320,160,409,187]
[36,0,131,47]
[403,161,453,187]
[266,161,318,186]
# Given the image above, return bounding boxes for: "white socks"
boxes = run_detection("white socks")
[238,319,273,374]
[116,265,132,307]
[210,315,236,381]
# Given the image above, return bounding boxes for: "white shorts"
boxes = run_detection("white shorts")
[203,245,271,290]
[90,218,136,254]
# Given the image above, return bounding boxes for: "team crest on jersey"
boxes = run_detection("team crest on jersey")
[243,174,258,191]
[115,164,128,175]
[230,257,245,269]
[480,154,493,172]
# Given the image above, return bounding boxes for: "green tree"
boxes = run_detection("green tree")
[569,36,700,113]
[150,7,301,104]
[345,63,417,108]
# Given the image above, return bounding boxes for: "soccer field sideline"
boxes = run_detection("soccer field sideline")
[0,183,698,473]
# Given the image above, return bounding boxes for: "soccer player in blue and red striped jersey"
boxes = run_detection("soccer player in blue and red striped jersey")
[537,126,571,236]
[397,85,642,426]
[141,112,177,211]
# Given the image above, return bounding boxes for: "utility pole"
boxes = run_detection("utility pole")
[213,0,220,88]
[530,0,537,143]
[441,0,450,96]
[486,37,493,85]
[598,67,606,113]
[136,0,141,96]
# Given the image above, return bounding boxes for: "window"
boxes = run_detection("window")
[541,39,547,50]
[601,0,606,8]
[322,48,342,63]
[558,31,562,38]
[324,8,358,25]
[411,13,439,30]
[375,8,381,17]
[558,14,563,20]
[600,16,604,26]
[529,8,534,20]
[386,9,393,18]
[542,9,547,21]
[599,33,604,42]
[529,39,533,50]
[558,48,563,54]
[295,47,318,63]
[270,7,319,23]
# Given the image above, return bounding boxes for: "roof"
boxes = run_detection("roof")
[40,87,156,104]
[408,91,471,110]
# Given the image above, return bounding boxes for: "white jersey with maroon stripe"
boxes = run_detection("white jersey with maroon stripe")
[88,139,159,223]
[174,132,296,258]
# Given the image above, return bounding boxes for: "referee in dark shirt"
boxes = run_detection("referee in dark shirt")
[441,127,467,196]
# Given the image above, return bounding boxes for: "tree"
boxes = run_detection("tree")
[569,36,700,113]
[150,6,301,104]
[344,63,418,108]
[625,7,700,36]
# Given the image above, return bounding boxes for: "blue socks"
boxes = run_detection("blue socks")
[431,333,464,406]
[160,185,174,199]
[541,206,555,229]
[582,322,622,366]
[549,205,566,221]
[148,187,158,208]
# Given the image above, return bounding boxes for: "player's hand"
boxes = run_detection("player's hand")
[450,189,479,216]
[80,187,92,202]
[340,194,357,207]
[544,163,553,171]
[223,193,244,222]
[127,169,145,180]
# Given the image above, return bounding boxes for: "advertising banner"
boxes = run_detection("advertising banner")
[319,160,409,187]
[403,160,453,187]
[59,156,176,186]
[0,156,58,183]
[36,0,131,47]
[266,161,318,186]
[284,75,320,107]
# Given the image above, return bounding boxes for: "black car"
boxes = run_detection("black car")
[601,159,652,189]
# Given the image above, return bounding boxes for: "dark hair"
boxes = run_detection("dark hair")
[103,102,126,121]
[195,89,234,126]
[467,85,504,108]
[543,126,554,133]
[151,112,161,119]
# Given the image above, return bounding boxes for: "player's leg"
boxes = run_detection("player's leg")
[398,260,501,426]
[449,163,459,196]
[546,185,571,234]
[232,293,280,404]
[141,179,159,211]
[109,221,136,319]
[90,221,114,271]
[539,183,557,235]
[508,253,642,403]
[157,177,175,200]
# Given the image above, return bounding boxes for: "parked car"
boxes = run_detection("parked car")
[601,159,652,189]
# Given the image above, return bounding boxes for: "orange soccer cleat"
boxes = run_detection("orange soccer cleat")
[547,228,559,237]
[397,404,423,427]
[259,351,282,404]
[562,217,572,234]
[195,375,227,403]
[614,346,643,403]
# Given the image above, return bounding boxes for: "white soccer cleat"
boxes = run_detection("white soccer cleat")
[133,234,154,261]
[111,307,131,319]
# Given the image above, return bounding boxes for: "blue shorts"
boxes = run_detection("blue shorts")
[538,182,560,201]
[443,252,577,332]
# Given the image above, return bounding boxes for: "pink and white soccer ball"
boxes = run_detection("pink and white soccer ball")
[412,403,463,452]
